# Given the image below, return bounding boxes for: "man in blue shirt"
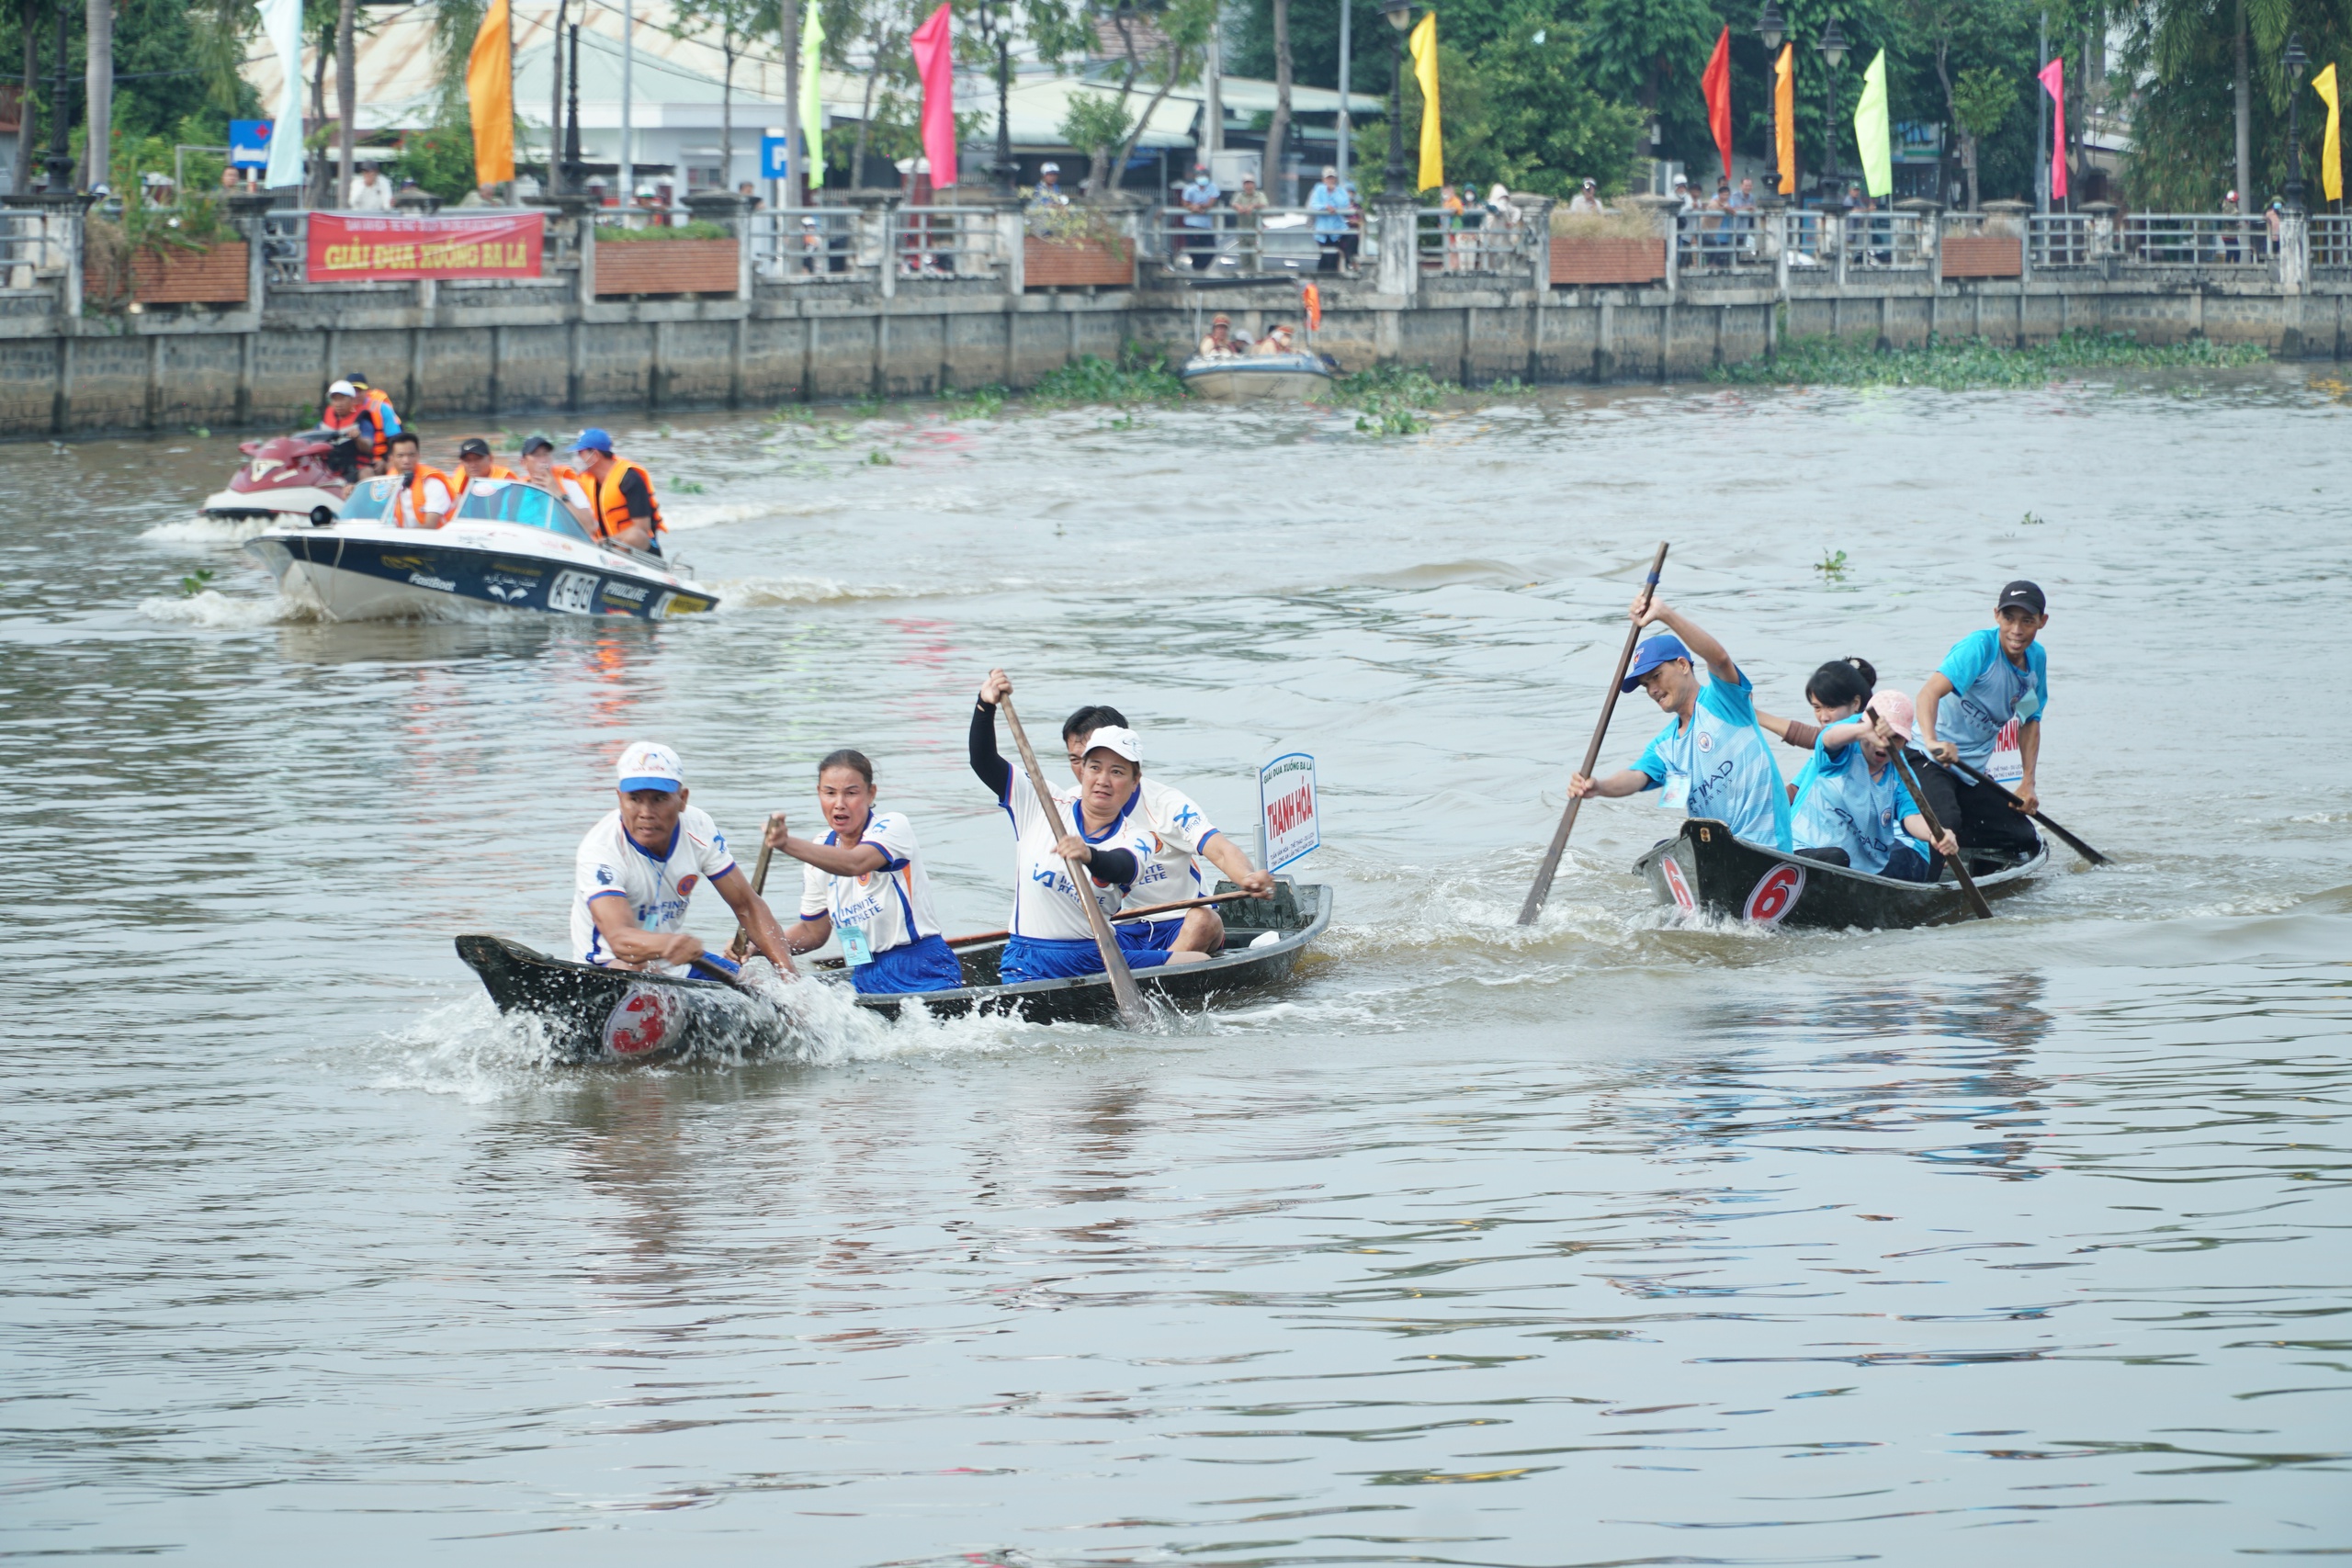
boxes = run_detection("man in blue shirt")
[1307,165,1360,273]
[1567,597,1792,851]
[1177,163,1221,271]
[1911,580,2049,858]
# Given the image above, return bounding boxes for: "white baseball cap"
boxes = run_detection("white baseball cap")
[616,740,685,793]
[327,378,356,396]
[1040,161,1059,173]
[1080,726,1142,765]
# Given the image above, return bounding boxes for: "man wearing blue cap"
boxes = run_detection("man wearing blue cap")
[1566,595,1792,851]
[572,427,665,554]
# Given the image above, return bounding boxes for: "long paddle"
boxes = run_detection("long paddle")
[997,692,1150,1029]
[1888,748,1995,921]
[1517,540,1670,925]
[942,889,1261,953]
[1943,755,2108,865]
[729,839,776,956]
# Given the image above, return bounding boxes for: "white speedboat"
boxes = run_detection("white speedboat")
[1180,350,1337,401]
[243,476,720,622]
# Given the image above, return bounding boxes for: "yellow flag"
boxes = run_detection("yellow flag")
[1409,12,1442,193]
[468,0,515,189]
[1774,43,1794,195]
[2316,62,2342,204]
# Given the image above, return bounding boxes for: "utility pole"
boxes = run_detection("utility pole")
[2034,8,2048,214]
[83,0,110,191]
[620,0,636,208]
[1335,0,1351,194]
[1204,6,1222,161]
[335,0,356,207]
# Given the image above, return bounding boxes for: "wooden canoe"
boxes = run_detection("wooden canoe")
[1631,818,2044,931]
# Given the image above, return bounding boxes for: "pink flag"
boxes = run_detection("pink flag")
[911,2,957,190]
[2039,57,2067,201]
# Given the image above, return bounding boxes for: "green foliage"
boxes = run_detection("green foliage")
[1056,91,1136,163]
[1029,342,1187,405]
[1712,332,2271,390]
[391,119,479,204]
[1815,547,1849,578]
[2115,0,2347,209]
[1351,23,1642,197]
[179,569,216,597]
[939,383,1011,417]
[1950,63,2018,141]
[600,220,736,241]
[1340,362,1453,435]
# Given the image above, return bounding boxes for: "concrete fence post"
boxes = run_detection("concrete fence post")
[1374,192,1418,300]
[2279,212,2309,293]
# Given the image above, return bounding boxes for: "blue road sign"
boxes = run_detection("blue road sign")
[230,120,272,169]
[760,135,791,179]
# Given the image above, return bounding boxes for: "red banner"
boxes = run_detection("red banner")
[305,210,545,282]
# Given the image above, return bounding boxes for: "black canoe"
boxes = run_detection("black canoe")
[455,881,1332,1064]
[1632,818,2045,931]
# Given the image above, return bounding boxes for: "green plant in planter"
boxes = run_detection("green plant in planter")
[600,220,734,242]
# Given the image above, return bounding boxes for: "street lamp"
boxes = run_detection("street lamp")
[1382,0,1413,196]
[1757,2,1785,197]
[2283,32,2310,213]
[42,1,75,194]
[1815,18,1848,203]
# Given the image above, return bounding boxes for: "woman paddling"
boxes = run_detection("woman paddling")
[971,670,1211,987]
[1758,658,1876,800]
[1788,691,1958,883]
[762,750,964,995]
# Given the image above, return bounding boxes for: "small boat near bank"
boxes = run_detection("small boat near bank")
[457,883,1332,1065]
[1634,818,2045,931]
[1180,350,1337,402]
[200,433,351,529]
[244,475,718,622]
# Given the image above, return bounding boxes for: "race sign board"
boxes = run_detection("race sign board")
[306,210,546,283]
[1259,752,1319,873]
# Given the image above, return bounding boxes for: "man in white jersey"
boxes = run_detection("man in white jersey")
[1060,704,1273,956]
[1566,596,1792,851]
[571,740,798,979]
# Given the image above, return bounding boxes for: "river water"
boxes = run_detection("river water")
[5,370,2349,1564]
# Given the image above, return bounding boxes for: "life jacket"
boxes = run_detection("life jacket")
[321,401,381,459]
[395,464,454,528]
[590,457,664,542]
[360,388,400,446]
[452,463,520,502]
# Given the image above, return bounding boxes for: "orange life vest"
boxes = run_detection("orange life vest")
[321,401,382,460]
[396,464,454,527]
[590,457,664,541]
[452,463,520,502]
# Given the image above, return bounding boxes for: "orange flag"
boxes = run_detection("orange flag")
[1775,44,1794,194]
[1701,27,1732,182]
[467,0,514,188]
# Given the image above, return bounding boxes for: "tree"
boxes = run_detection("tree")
[1352,21,1642,197]
[672,0,764,194]
[1949,64,2013,209]
[1264,0,1290,194]
[1057,88,1135,193]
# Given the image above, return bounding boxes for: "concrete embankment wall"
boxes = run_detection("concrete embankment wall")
[6,273,2346,440]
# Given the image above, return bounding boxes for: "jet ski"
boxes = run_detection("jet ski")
[243,476,720,622]
[199,433,353,529]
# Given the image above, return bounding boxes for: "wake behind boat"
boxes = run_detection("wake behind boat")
[244,475,718,621]
[457,882,1331,1064]
[1181,350,1336,401]
[1633,818,2045,931]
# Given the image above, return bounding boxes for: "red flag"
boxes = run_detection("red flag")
[911,2,957,190]
[2039,57,2067,200]
[1701,27,1733,183]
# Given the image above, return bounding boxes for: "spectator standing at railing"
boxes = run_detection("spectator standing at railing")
[1230,176,1269,268]
[1031,163,1069,208]
[1178,164,1222,271]
[1568,178,1606,215]
[1308,166,1360,274]
[346,162,395,211]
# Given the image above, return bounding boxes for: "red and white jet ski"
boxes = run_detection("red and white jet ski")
[198,433,352,528]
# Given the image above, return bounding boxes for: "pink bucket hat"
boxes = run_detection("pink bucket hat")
[1866,689,1916,742]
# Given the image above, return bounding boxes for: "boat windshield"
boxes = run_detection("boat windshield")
[341,475,401,523]
[450,479,596,544]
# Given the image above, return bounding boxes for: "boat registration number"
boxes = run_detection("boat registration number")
[548,570,599,615]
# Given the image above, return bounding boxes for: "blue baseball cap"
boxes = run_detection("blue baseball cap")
[1621,633,1692,691]
[573,426,614,455]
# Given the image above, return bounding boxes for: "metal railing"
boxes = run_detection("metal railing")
[1418,206,1534,274]
[0,209,70,276]
[1839,209,1930,270]
[2027,213,2096,268]
[745,207,866,281]
[1673,208,1770,271]
[2312,214,2352,271]
[2119,212,2271,268]
[261,210,308,285]
[1777,209,1829,269]
[1148,206,1360,274]
[890,206,1001,276]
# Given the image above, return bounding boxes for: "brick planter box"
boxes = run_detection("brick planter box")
[87,241,249,305]
[1024,235,1135,288]
[1550,237,1666,287]
[1941,234,2024,278]
[594,237,741,297]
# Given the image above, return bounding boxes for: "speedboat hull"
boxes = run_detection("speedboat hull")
[245,519,718,622]
[1181,351,1336,401]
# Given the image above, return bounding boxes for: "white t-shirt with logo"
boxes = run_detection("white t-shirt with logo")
[1072,776,1219,918]
[571,805,739,971]
[1002,766,1155,942]
[393,472,453,528]
[796,810,944,954]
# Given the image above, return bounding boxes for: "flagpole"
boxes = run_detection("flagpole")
[621,0,636,212]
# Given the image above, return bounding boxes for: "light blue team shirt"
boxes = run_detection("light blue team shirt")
[1935,628,2048,771]
[1790,726,1927,875]
[1180,177,1221,229]
[1632,667,1793,851]
[1307,180,1357,238]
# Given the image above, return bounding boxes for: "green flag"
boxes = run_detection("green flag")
[800,0,825,181]
[1852,49,1892,197]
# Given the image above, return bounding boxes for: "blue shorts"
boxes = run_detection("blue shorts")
[1000,933,1171,986]
[1115,917,1185,953]
[688,951,741,980]
[850,932,967,995]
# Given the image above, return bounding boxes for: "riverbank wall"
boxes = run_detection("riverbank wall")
[5,198,2346,439]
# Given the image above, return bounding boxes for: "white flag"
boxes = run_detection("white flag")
[257,0,306,189]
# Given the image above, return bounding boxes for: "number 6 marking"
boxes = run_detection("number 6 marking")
[1743,864,1804,924]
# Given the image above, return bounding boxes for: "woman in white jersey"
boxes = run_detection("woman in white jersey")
[970,671,1213,986]
[1058,703,1273,956]
[761,749,965,996]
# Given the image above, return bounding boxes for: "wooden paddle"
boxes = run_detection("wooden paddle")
[1943,755,2108,865]
[943,888,1262,952]
[1517,540,1670,925]
[997,692,1150,1029]
[728,840,776,957]
[1888,748,1995,921]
